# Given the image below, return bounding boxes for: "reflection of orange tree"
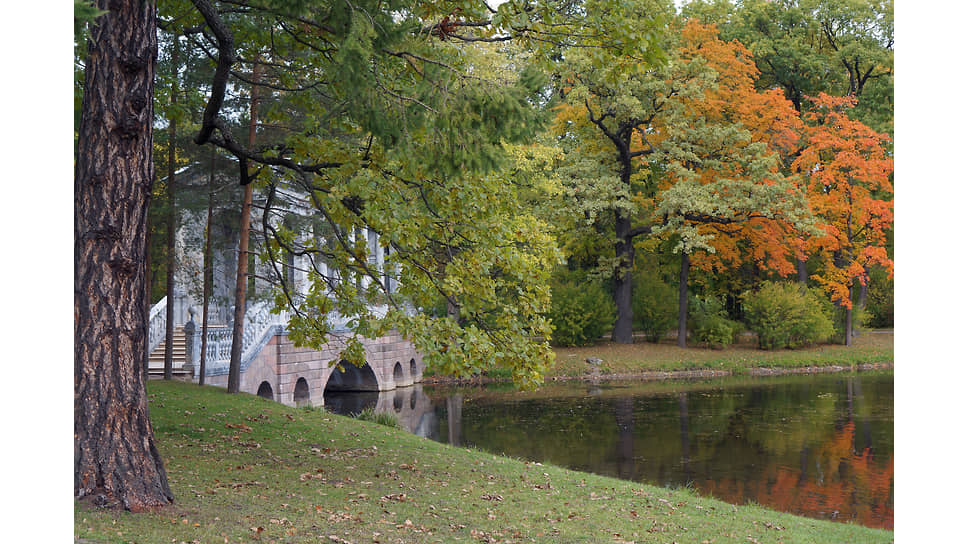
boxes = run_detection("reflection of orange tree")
[696,422,893,529]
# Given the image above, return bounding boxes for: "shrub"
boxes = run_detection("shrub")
[864,272,893,328]
[632,272,678,343]
[742,282,835,350]
[547,271,616,347]
[353,408,400,428]
[688,296,742,349]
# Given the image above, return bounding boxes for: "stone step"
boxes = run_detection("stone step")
[148,327,189,375]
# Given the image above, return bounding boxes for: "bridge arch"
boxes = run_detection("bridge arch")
[257,381,274,400]
[393,362,406,386]
[325,360,381,392]
[293,377,310,405]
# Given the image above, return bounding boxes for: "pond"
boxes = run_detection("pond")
[322,371,893,529]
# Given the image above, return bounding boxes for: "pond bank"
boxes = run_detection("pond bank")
[422,361,894,386]
[76,381,893,543]
[423,330,894,386]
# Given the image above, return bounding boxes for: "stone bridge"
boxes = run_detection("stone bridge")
[149,298,426,408]
[200,328,426,407]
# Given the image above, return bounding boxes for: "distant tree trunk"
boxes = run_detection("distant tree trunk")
[163,37,179,380]
[677,252,690,348]
[144,224,153,379]
[853,264,870,338]
[843,206,855,346]
[199,149,216,385]
[612,210,635,344]
[75,0,173,510]
[228,64,259,394]
[797,258,808,285]
[843,285,854,347]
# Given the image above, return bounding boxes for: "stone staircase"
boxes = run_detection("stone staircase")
[148,326,190,376]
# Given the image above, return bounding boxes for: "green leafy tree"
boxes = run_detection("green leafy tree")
[554,18,814,345]
[160,0,668,389]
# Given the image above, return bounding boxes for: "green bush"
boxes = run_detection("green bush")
[632,272,678,343]
[547,271,616,347]
[353,408,400,428]
[864,272,893,328]
[742,282,835,350]
[688,296,742,349]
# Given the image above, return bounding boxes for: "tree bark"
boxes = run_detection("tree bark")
[677,252,690,348]
[227,63,260,394]
[144,222,152,380]
[797,257,808,285]
[163,36,179,380]
[75,0,173,511]
[843,285,854,347]
[611,213,634,344]
[200,150,216,385]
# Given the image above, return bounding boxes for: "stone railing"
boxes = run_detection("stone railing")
[147,297,168,356]
[183,301,403,379]
[186,300,288,378]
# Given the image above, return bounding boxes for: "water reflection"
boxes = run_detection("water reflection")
[323,372,893,529]
[323,385,439,438]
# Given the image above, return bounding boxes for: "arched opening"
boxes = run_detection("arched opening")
[257,381,273,400]
[323,361,380,415]
[293,377,310,405]
[324,360,380,392]
[409,358,417,379]
[393,362,406,386]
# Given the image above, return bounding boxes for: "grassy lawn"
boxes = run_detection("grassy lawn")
[438,330,893,382]
[75,380,893,543]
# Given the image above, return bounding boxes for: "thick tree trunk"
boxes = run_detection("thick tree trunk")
[677,252,689,348]
[75,0,173,511]
[612,210,635,344]
[797,257,808,285]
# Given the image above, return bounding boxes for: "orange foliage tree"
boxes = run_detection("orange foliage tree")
[552,19,815,344]
[668,22,811,286]
[792,93,893,345]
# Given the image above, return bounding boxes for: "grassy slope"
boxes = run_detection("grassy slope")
[75,381,893,544]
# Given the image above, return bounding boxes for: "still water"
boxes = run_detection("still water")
[323,371,893,529]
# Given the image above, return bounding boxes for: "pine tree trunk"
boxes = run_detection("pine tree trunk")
[200,150,216,386]
[75,0,173,511]
[163,38,179,380]
[677,252,690,348]
[228,65,260,394]
[612,210,634,344]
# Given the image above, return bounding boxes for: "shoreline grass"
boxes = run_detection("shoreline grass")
[424,330,893,383]
[75,380,892,543]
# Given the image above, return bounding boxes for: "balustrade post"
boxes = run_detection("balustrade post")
[183,307,202,378]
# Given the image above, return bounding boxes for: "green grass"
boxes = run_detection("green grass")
[453,330,892,381]
[75,381,893,543]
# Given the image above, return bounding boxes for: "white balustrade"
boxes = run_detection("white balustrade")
[147,297,168,355]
